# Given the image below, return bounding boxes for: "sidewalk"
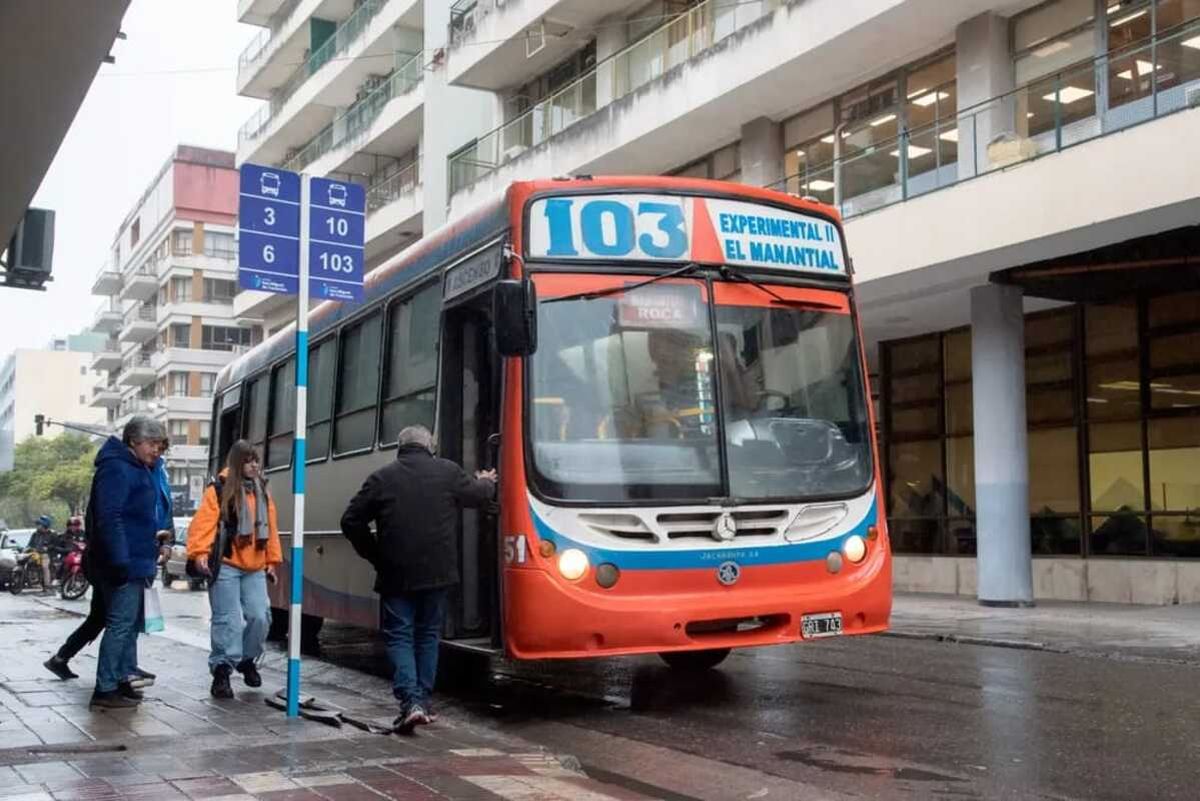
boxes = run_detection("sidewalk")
[889,592,1200,665]
[0,593,652,801]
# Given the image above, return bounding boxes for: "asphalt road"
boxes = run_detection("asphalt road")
[45,586,1200,801]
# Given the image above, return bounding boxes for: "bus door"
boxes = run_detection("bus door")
[438,296,501,644]
[212,386,243,477]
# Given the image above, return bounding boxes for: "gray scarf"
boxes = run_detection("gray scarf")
[238,478,269,549]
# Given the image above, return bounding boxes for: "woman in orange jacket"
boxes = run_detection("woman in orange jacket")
[187,439,282,699]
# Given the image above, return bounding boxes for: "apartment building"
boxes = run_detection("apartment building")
[89,146,264,512]
[0,337,108,471]
[238,0,1200,603]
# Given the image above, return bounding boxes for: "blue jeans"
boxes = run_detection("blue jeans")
[95,580,143,693]
[208,565,269,672]
[380,589,448,709]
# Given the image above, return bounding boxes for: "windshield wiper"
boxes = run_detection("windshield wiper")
[717,266,845,310]
[543,262,703,304]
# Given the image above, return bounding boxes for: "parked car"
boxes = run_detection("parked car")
[162,516,204,590]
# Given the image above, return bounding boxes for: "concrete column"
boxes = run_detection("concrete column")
[738,117,784,188]
[422,0,500,229]
[970,283,1033,606]
[595,15,629,108]
[955,13,1015,178]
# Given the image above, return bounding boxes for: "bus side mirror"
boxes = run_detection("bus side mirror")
[494,279,537,357]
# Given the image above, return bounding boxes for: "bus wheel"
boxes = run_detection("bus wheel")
[659,648,731,671]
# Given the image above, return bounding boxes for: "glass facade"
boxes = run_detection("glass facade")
[882,291,1200,559]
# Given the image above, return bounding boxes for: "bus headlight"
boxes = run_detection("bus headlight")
[842,535,867,564]
[558,548,589,581]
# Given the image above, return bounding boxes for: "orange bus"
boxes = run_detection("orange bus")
[211,176,891,669]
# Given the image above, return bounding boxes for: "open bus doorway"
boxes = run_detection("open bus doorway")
[437,296,501,649]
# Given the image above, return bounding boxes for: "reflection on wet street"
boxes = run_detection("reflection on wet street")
[311,622,1200,800]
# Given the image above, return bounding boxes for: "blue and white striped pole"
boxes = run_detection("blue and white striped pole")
[288,174,311,718]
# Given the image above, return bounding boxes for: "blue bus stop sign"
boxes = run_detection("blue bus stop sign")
[238,164,301,295]
[308,176,365,303]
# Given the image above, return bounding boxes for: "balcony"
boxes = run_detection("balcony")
[449,0,786,198]
[365,160,422,257]
[239,0,291,26]
[119,305,158,344]
[92,301,123,334]
[446,0,645,92]
[151,347,240,373]
[237,0,306,97]
[151,395,213,418]
[119,263,158,302]
[238,0,422,167]
[118,355,156,387]
[91,264,119,296]
[91,382,122,408]
[90,340,122,372]
[283,53,424,176]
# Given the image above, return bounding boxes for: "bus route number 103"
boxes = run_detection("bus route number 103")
[317,252,354,273]
[541,197,690,260]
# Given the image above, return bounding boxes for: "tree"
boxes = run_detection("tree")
[0,434,99,526]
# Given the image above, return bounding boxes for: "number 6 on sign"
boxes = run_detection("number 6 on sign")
[263,244,275,264]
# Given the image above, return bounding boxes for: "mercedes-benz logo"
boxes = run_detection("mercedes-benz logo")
[713,512,737,542]
[716,561,740,586]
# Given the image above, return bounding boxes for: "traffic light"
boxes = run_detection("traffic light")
[34,414,45,436]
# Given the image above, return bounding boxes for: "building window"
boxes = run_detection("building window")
[667,142,741,182]
[380,284,439,446]
[172,229,193,256]
[204,231,236,260]
[201,325,252,351]
[168,372,188,397]
[171,323,191,348]
[168,419,189,447]
[171,276,192,303]
[266,359,295,470]
[131,219,140,248]
[199,420,211,447]
[204,278,237,305]
[199,373,216,398]
[334,312,382,455]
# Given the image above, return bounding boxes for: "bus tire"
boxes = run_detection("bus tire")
[659,648,731,671]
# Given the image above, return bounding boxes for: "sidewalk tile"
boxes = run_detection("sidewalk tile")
[12,764,81,785]
[169,776,244,798]
[0,769,25,788]
[290,774,353,788]
[255,791,328,801]
[228,773,296,794]
[0,792,52,801]
[300,785,391,801]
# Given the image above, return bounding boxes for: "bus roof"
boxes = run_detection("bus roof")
[216,177,841,391]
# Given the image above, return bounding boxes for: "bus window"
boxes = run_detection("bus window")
[266,358,295,470]
[334,311,383,455]
[381,284,440,446]
[306,338,336,461]
[244,374,269,453]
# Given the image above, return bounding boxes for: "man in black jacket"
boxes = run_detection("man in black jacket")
[340,425,496,734]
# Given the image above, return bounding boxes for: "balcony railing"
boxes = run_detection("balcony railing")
[367,160,421,213]
[449,0,783,193]
[125,305,157,325]
[769,19,1200,221]
[123,353,154,371]
[237,0,303,82]
[283,53,424,174]
[239,0,386,148]
[172,241,237,262]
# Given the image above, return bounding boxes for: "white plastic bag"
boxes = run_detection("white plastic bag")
[143,585,165,633]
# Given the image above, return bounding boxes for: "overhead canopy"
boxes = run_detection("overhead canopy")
[995,225,1200,304]
[0,0,130,247]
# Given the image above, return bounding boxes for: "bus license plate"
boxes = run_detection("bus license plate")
[801,612,843,639]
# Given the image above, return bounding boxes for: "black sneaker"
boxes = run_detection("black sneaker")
[43,656,78,681]
[90,690,138,709]
[393,704,430,735]
[236,659,262,688]
[117,681,143,701]
[210,664,234,699]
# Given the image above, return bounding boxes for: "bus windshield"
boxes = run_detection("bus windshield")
[529,276,873,503]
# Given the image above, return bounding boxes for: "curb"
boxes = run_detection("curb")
[882,629,1053,652]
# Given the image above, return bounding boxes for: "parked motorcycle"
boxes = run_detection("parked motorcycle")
[7,549,45,595]
[59,542,88,600]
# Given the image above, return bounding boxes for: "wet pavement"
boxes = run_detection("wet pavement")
[17,588,1200,800]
